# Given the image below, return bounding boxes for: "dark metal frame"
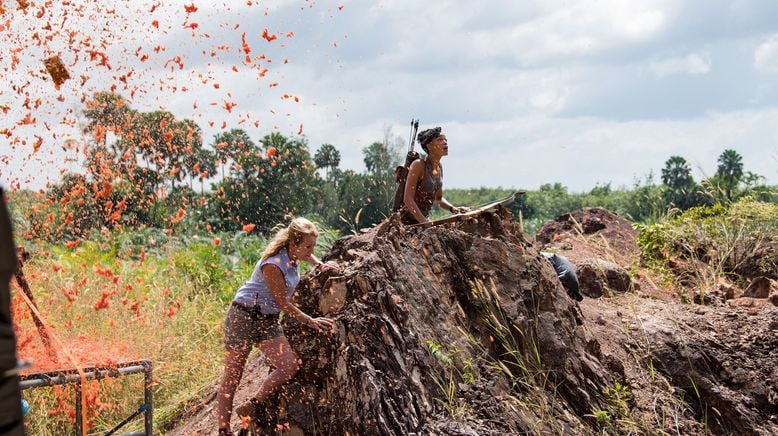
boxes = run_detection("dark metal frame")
[19,360,153,435]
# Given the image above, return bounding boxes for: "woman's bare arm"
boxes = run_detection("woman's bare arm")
[262,264,332,332]
[436,187,466,214]
[403,159,428,223]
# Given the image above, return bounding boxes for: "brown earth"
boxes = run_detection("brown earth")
[167,207,778,435]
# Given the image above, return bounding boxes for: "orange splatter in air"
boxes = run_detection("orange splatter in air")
[170,207,186,225]
[223,100,237,113]
[241,32,251,55]
[95,181,112,199]
[32,136,43,153]
[18,113,36,126]
[262,28,277,42]
[242,223,255,232]
[266,146,276,158]
[93,291,112,310]
[184,3,198,13]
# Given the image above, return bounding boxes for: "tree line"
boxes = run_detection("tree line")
[24,92,404,240]
[20,92,777,241]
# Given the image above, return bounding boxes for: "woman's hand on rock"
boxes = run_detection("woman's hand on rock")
[307,316,334,333]
[317,261,340,273]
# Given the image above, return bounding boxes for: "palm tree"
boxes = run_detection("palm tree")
[661,156,697,209]
[212,129,254,180]
[716,149,743,201]
[314,143,341,180]
[661,156,693,187]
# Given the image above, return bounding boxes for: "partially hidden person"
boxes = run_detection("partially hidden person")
[0,186,24,436]
[400,126,468,224]
[215,217,338,435]
[542,252,584,302]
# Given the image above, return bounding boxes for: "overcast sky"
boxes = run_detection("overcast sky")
[1,0,777,192]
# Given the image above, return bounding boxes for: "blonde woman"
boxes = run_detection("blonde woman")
[215,217,338,435]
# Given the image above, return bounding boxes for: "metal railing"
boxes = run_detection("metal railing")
[19,359,153,435]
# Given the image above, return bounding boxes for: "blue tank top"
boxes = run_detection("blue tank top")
[233,248,300,315]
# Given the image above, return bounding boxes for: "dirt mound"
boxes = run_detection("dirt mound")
[168,208,614,434]
[535,207,638,266]
[167,207,778,435]
[582,298,778,435]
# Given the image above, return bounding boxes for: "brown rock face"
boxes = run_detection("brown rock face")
[281,209,612,434]
[168,208,613,435]
[167,207,778,436]
[576,259,633,298]
[743,277,777,299]
[534,207,639,275]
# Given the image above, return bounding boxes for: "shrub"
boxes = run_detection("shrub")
[637,199,778,288]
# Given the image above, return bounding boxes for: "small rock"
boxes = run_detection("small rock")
[743,277,775,299]
[577,259,632,298]
[727,297,755,308]
[769,291,778,307]
[595,314,606,325]
[693,291,717,305]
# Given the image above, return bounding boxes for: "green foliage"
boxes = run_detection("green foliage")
[587,382,633,432]
[637,199,778,287]
[314,143,341,180]
[592,409,612,429]
[423,340,477,418]
[327,140,401,233]
[207,133,320,231]
[335,170,393,233]
[171,241,233,300]
[425,339,454,366]
[661,155,700,210]
[604,382,633,417]
[716,149,744,201]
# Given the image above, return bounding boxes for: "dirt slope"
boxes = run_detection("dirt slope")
[167,207,778,435]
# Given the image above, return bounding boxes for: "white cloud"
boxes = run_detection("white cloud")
[650,52,711,77]
[435,108,778,191]
[754,34,778,73]
[2,0,778,193]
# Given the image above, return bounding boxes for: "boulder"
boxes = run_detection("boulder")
[743,277,777,299]
[166,208,611,435]
[535,207,640,268]
[694,280,738,305]
[576,259,633,298]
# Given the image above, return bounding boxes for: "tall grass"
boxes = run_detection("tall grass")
[15,222,337,435]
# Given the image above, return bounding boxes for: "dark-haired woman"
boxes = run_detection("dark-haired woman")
[401,127,467,224]
[215,217,338,435]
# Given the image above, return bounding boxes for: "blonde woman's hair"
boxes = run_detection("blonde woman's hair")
[261,217,319,261]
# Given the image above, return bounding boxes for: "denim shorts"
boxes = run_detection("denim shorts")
[224,302,284,352]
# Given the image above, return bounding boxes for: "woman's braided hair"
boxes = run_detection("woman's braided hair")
[417,127,442,153]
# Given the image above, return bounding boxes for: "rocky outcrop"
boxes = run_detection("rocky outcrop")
[535,208,638,260]
[743,277,776,299]
[644,304,778,435]
[169,208,619,435]
[576,259,634,298]
[168,207,778,435]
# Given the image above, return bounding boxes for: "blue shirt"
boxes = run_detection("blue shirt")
[233,248,300,314]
